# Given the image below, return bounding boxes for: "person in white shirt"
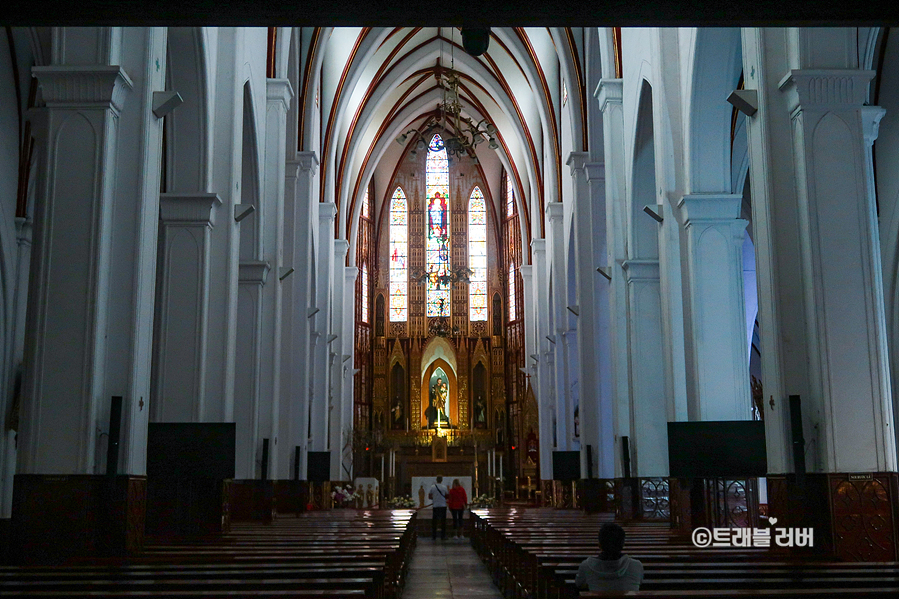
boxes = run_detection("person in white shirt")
[428,476,449,540]
[576,523,644,592]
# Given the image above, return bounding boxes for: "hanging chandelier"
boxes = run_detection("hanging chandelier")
[396,68,498,162]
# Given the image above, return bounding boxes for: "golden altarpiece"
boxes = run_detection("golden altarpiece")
[352,130,535,499]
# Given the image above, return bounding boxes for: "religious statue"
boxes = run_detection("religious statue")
[356,484,365,509]
[391,395,404,430]
[432,377,449,427]
[418,483,426,508]
[474,395,487,429]
[366,483,375,508]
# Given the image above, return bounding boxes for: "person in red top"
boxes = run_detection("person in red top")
[447,479,468,538]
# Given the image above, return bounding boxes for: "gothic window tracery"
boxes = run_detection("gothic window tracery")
[389,186,408,321]
[426,134,451,317]
[469,186,487,321]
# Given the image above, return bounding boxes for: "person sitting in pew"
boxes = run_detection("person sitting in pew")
[575,523,644,592]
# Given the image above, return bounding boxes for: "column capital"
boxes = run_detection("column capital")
[266,78,294,109]
[519,264,533,280]
[531,238,546,255]
[677,193,742,227]
[159,192,222,226]
[566,152,589,175]
[545,202,564,223]
[238,260,271,285]
[333,238,350,259]
[621,259,660,282]
[318,201,337,223]
[344,266,359,282]
[291,151,319,176]
[861,105,887,147]
[779,69,874,113]
[595,78,623,112]
[33,65,133,112]
[585,162,605,182]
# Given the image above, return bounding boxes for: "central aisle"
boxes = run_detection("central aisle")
[401,536,504,599]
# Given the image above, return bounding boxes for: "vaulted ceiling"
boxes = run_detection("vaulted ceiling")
[297,27,589,262]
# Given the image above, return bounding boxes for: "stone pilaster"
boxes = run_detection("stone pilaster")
[677,194,751,421]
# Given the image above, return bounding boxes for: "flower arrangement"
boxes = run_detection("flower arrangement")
[386,495,417,508]
[331,484,361,507]
[470,494,497,508]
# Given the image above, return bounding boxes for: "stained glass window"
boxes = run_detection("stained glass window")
[362,186,370,219]
[505,172,515,218]
[508,262,517,322]
[389,187,407,321]
[469,187,488,321]
[361,262,369,323]
[426,134,451,317]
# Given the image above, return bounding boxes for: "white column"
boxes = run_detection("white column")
[621,260,668,477]
[329,239,349,479]
[310,203,336,453]
[779,68,895,472]
[204,28,247,424]
[546,202,570,450]
[341,266,358,480]
[531,239,554,477]
[280,152,317,479]
[234,261,270,479]
[259,78,293,478]
[153,193,222,423]
[596,78,630,478]
[678,194,751,421]
[21,29,167,475]
[0,218,33,517]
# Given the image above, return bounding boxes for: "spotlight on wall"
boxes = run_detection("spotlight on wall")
[279,267,295,281]
[546,335,556,344]
[596,267,612,281]
[567,305,580,316]
[307,307,320,318]
[643,205,664,223]
[234,204,255,222]
[327,334,339,344]
[530,353,539,362]
[152,90,184,118]
[342,354,351,363]
[727,89,758,117]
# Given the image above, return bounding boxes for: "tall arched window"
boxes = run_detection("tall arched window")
[508,263,517,322]
[506,172,515,217]
[426,134,450,317]
[468,186,487,321]
[389,187,408,321]
[361,186,370,219]
[361,262,369,323]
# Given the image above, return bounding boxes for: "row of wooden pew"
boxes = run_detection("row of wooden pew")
[468,508,899,599]
[0,509,417,598]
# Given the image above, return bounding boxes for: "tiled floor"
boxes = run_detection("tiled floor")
[401,535,504,599]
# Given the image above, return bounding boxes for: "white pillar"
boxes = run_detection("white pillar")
[621,260,668,477]
[329,239,348,479]
[341,266,358,480]
[310,202,336,453]
[203,28,245,424]
[531,239,554,477]
[596,78,630,478]
[779,68,895,472]
[154,193,221,423]
[22,27,166,476]
[280,152,317,479]
[546,203,570,450]
[234,261,270,479]
[677,194,751,421]
[259,78,293,478]
[0,218,33,518]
